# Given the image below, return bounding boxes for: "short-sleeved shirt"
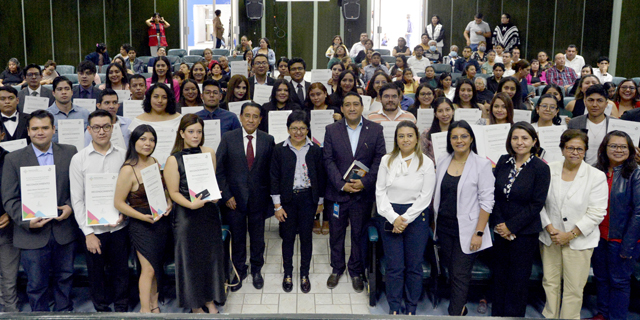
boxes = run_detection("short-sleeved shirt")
[0,70,23,86]
[47,102,90,143]
[465,20,491,44]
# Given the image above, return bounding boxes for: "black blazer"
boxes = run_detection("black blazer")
[258,101,302,133]
[2,111,30,143]
[248,76,275,100]
[0,148,11,246]
[491,154,551,235]
[621,108,640,122]
[289,80,311,106]
[216,128,275,215]
[270,141,326,205]
[1,143,78,249]
[72,85,103,101]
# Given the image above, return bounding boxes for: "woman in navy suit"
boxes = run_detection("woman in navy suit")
[433,120,495,316]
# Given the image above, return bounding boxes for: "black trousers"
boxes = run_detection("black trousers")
[225,209,265,276]
[437,230,478,316]
[327,199,372,277]
[85,227,130,312]
[280,189,315,276]
[491,233,538,317]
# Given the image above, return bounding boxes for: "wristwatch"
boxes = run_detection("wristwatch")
[475,230,484,236]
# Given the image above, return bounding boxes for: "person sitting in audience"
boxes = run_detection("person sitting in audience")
[613,79,640,117]
[475,77,493,106]
[564,44,585,75]
[218,55,231,77]
[234,35,252,56]
[569,65,595,96]
[349,33,369,59]
[99,63,130,91]
[408,45,431,76]
[48,76,90,143]
[392,37,411,57]
[328,62,344,93]
[84,89,131,148]
[398,69,419,95]
[511,47,521,64]
[407,84,435,118]
[452,78,479,110]
[173,71,186,88]
[305,82,342,125]
[366,71,392,110]
[277,57,290,79]
[289,58,311,106]
[1,86,30,142]
[202,48,215,70]
[329,70,358,110]
[537,51,552,71]
[325,35,348,59]
[481,50,496,75]
[355,40,375,65]
[252,38,277,71]
[195,79,241,135]
[487,63,505,93]
[541,83,567,111]
[531,93,562,129]
[593,57,613,84]
[363,52,390,86]
[526,59,547,87]
[0,118,19,313]
[179,63,191,79]
[147,46,167,69]
[129,74,147,101]
[327,46,348,70]
[0,58,25,87]
[17,64,55,113]
[497,76,525,110]
[420,96,454,163]
[190,61,208,85]
[437,72,455,101]
[368,83,416,124]
[226,74,250,105]
[209,61,229,85]
[567,84,611,166]
[566,75,600,116]
[546,53,578,91]
[73,60,102,100]
[113,56,127,70]
[454,47,480,75]
[604,81,617,100]
[456,64,477,87]
[471,41,487,63]
[146,56,180,102]
[443,45,460,67]
[248,54,275,99]
[513,60,532,105]
[502,51,515,77]
[419,66,437,88]
[40,60,60,86]
[476,92,514,125]
[85,43,111,70]
[125,47,145,74]
[424,40,442,64]
[178,79,203,111]
[259,79,302,132]
[390,56,408,80]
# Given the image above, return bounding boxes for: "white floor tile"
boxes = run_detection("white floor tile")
[314,293,333,305]
[332,293,351,304]
[262,273,296,293]
[242,304,278,314]
[265,255,282,264]
[316,304,353,314]
[225,293,244,305]
[313,263,332,274]
[352,304,371,314]
[350,292,369,305]
[279,294,297,313]
[222,304,243,314]
[307,273,332,294]
[314,254,329,263]
[331,281,357,293]
[297,293,315,313]
[261,293,279,305]
[243,293,262,305]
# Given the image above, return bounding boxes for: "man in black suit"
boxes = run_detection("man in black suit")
[323,92,386,292]
[0,86,29,142]
[17,64,55,113]
[1,110,78,311]
[248,54,275,100]
[72,60,102,101]
[216,101,275,291]
[288,57,311,106]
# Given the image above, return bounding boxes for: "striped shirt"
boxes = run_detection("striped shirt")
[545,66,578,87]
[367,108,416,124]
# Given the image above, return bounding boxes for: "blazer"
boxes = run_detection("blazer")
[270,141,326,205]
[216,128,275,214]
[539,161,608,250]
[72,85,103,101]
[248,76,275,100]
[433,152,495,254]
[17,86,55,113]
[567,114,610,130]
[323,117,386,203]
[1,143,78,250]
[1,111,30,143]
[491,155,550,235]
[126,58,146,74]
[289,80,311,106]
[0,148,11,246]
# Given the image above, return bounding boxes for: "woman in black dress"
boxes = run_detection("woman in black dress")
[163,114,226,313]
[114,125,172,313]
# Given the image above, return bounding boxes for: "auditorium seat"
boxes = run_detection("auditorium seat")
[189,49,205,56]
[56,65,75,75]
[167,49,187,58]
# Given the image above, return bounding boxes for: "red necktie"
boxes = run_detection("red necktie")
[246,135,254,169]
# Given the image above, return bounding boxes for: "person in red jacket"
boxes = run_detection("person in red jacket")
[146,13,170,57]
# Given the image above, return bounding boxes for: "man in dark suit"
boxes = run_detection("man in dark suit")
[248,54,275,100]
[0,86,30,142]
[288,57,311,106]
[17,64,55,113]
[323,92,386,292]
[1,110,78,311]
[216,101,275,292]
[567,84,610,166]
[72,60,102,101]
[0,122,19,312]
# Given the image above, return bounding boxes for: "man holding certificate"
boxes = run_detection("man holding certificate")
[84,89,131,149]
[1,110,78,311]
[70,109,129,312]
[194,79,241,135]
[47,77,90,143]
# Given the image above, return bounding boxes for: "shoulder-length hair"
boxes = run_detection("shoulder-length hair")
[387,120,424,169]
[574,74,600,99]
[596,130,638,179]
[446,120,478,154]
[270,79,295,104]
[497,76,523,109]
[179,79,204,106]
[151,56,174,89]
[124,124,157,166]
[613,79,638,103]
[437,72,451,89]
[171,114,205,155]
[304,82,332,110]
[426,97,454,140]
[412,84,436,109]
[489,92,514,125]
[335,70,358,97]
[506,122,540,156]
[365,71,392,98]
[532,93,562,125]
[143,83,177,114]
[541,83,566,110]
[226,74,250,102]
[453,78,478,107]
[104,63,129,89]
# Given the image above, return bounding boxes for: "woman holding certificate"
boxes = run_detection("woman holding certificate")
[420,97,454,163]
[433,120,494,316]
[163,114,225,313]
[475,93,514,126]
[258,79,301,133]
[114,125,173,313]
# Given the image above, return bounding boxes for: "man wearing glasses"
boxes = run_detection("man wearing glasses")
[248,54,275,100]
[17,64,55,113]
[568,84,610,165]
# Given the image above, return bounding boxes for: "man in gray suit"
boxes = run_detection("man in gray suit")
[1,110,78,311]
[567,84,610,166]
[17,64,55,113]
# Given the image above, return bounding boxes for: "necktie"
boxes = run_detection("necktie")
[31,91,38,97]
[297,84,304,103]
[81,89,88,99]
[246,135,254,169]
[2,116,16,122]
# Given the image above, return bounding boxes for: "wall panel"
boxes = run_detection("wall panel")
[526,0,555,61]
[617,0,640,78]
[156,0,180,50]
[0,0,25,65]
[52,0,80,66]
[105,0,130,55]
[264,1,288,59]
[129,0,155,56]
[24,0,53,65]
[290,2,314,65]
[552,0,583,56]
[317,0,341,69]
[582,0,612,67]
[79,0,105,61]
[451,0,476,53]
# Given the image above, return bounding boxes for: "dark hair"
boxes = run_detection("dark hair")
[431,15,441,24]
[171,114,205,154]
[502,13,511,20]
[286,110,310,129]
[304,82,331,110]
[202,79,221,92]
[277,57,289,68]
[437,72,451,89]
[96,43,107,53]
[506,122,540,156]
[413,45,424,52]
[379,82,402,98]
[541,83,566,109]
[104,63,129,89]
[88,109,114,125]
[446,120,478,154]
[493,62,505,72]
[179,79,204,106]
[328,61,345,74]
[489,92,514,125]
[453,78,478,107]
[52,76,73,91]
[173,71,186,81]
[475,13,484,19]
[270,79,294,104]
[226,75,250,102]
[78,60,96,74]
[27,110,55,128]
[532,93,562,125]
[573,75,600,99]
[342,92,364,107]
[243,50,253,61]
[124,124,157,166]
[581,64,594,75]
[189,61,209,82]
[252,53,268,67]
[143,83,177,114]
[613,79,638,103]
[426,97,454,140]
[113,56,127,68]
[151,56,174,88]
[389,55,408,76]
[126,46,136,54]
[0,85,18,97]
[336,70,358,97]
[597,56,610,64]
[595,131,638,179]
[214,9,221,16]
[513,59,530,72]
[366,71,392,98]
[259,37,271,49]
[98,88,119,104]
[585,84,607,99]
[568,44,578,50]
[240,101,263,116]
[497,76,523,109]
[44,60,57,69]
[288,57,306,70]
[412,84,436,109]
[559,129,588,151]
[5,58,21,74]
[24,64,42,75]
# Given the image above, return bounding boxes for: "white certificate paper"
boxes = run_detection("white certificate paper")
[150,125,177,169]
[252,85,272,105]
[183,153,222,201]
[115,90,130,103]
[23,96,50,114]
[57,119,85,152]
[123,100,144,119]
[73,99,96,112]
[473,123,510,165]
[0,138,27,152]
[417,108,434,133]
[608,118,640,147]
[538,125,567,163]
[228,101,250,119]
[230,61,248,78]
[110,122,127,150]
[431,131,449,163]
[20,165,57,220]
[268,110,293,143]
[310,110,334,146]
[85,173,119,226]
[361,96,372,114]
[513,110,532,123]
[455,108,482,123]
[310,69,332,89]
[203,119,221,151]
[140,164,168,219]
[381,121,400,153]
[181,106,204,114]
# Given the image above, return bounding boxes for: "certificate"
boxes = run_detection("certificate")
[228,100,250,119]
[23,96,50,114]
[454,108,482,123]
[0,138,27,152]
[123,100,144,119]
[198,84,203,93]
[252,85,272,105]
[115,90,130,103]
[310,110,334,146]
[538,125,567,163]
[20,165,57,220]
[268,110,292,143]
[608,118,640,147]
[478,124,511,165]
[513,110,532,123]
[181,106,204,114]
[110,122,127,150]
[370,101,383,114]
[203,119,221,151]
[183,153,222,201]
[140,164,168,219]
[310,69,332,89]
[381,121,400,153]
[57,119,85,152]
[230,61,248,78]
[85,173,119,226]
[417,108,434,133]
[431,131,448,163]
[73,98,96,112]
[150,125,177,169]
[361,95,372,113]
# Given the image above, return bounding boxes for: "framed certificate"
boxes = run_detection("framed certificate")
[513,110,532,123]
[310,110,334,146]
[20,165,58,220]
[140,164,168,219]
[417,108,434,133]
[183,153,222,201]
[538,125,567,163]
[85,173,119,226]
[230,61,248,78]
[252,85,273,105]
[268,110,293,144]
[23,96,50,114]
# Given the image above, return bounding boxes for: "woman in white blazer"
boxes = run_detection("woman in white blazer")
[433,120,495,316]
[539,129,608,320]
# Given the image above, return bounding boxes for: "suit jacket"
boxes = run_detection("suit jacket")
[621,108,640,122]
[72,85,103,101]
[248,76,275,100]
[289,80,311,106]
[1,143,78,249]
[491,155,550,235]
[270,141,326,205]
[433,152,495,254]
[126,58,146,74]
[1,111,30,143]
[17,86,55,113]
[323,117,386,203]
[0,148,12,246]
[567,114,610,131]
[216,128,275,214]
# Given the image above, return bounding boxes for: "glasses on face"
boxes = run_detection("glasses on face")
[26,73,40,78]
[289,67,304,72]
[564,146,585,154]
[90,124,113,133]
[203,90,219,96]
[539,104,557,111]
[620,86,636,91]
[607,144,629,151]
[419,92,433,97]
[254,61,268,66]
[289,126,308,133]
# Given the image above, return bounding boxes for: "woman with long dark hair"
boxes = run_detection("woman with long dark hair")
[146,56,180,101]
[178,79,204,109]
[420,97,454,163]
[453,78,481,109]
[497,76,524,110]
[259,79,301,132]
[99,63,130,91]
[329,70,358,110]
[327,62,344,93]
[437,72,455,101]
[408,84,436,118]
[531,93,563,128]
[225,75,250,103]
[476,92,514,125]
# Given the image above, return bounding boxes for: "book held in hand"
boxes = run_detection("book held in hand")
[343,160,369,181]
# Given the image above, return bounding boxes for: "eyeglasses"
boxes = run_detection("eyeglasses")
[254,61,268,66]
[289,67,304,72]
[564,146,585,154]
[539,104,557,111]
[26,73,40,78]
[90,124,113,133]
[419,92,434,97]
[620,86,636,91]
[289,126,308,132]
[607,144,629,151]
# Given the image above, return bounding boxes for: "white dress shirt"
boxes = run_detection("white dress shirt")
[2,110,18,136]
[565,54,586,75]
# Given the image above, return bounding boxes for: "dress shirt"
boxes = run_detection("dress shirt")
[565,54,586,75]
[503,155,533,199]
[70,143,127,236]
[545,66,578,87]
[32,143,54,166]
[195,107,242,135]
[27,86,42,97]
[2,110,18,136]
[593,69,613,84]
[271,137,324,206]
[350,42,366,58]
[345,117,363,156]
[243,127,257,157]
[292,80,306,100]
[367,108,416,124]
[47,102,90,143]
[84,116,132,148]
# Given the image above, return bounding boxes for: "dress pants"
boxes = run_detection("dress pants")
[437,230,478,316]
[20,234,76,312]
[0,242,20,312]
[215,38,223,49]
[379,204,429,314]
[85,227,130,312]
[280,189,315,276]
[225,209,265,276]
[540,243,593,319]
[592,238,637,320]
[491,233,539,317]
[327,199,372,277]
